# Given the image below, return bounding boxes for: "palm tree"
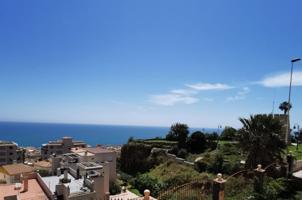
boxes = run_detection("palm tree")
[239,114,286,169]
[279,101,292,114]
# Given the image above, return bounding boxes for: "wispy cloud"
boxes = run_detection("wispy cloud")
[150,93,199,106]
[226,87,250,101]
[150,82,233,106]
[259,71,302,87]
[186,83,233,91]
[203,97,214,102]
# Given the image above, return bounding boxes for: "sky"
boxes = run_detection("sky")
[0,0,302,128]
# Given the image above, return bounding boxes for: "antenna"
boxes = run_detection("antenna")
[272,99,275,115]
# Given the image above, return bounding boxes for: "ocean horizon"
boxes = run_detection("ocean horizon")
[0,121,215,147]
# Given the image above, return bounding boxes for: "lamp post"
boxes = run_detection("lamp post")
[216,125,222,149]
[287,58,301,144]
[293,123,300,151]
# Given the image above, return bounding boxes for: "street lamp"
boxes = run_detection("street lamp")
[293,123,300,150]
[287,58,301,144]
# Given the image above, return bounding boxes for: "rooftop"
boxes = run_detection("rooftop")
[0,179,48,200]
[41,173,84,194]
[84,147,114,154]
[1,164,35,176]
[0,141,17,145]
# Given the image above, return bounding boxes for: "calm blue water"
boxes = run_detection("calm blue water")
[0,122,212,147]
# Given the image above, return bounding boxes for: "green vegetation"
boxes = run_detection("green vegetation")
[220,126,238,141]
[118,115,302,200]
[239,115,286,169]
[288,145,302,160]
[166,123,189,148]
[109,180,122,195]
[120,143,152,175]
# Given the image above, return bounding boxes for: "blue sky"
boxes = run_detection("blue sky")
[0,0,302,128]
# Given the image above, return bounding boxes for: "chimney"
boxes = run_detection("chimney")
[20,174,28,193]
[64,170,68,181]
[57,168,61,176]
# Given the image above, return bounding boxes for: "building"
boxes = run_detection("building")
[71,146,117,181]
[42,161,110,200]
[0,173,48,200]
[0,163,35,184]
[41,137,87,159]
[0,141,24,165]
[273,114,290,144]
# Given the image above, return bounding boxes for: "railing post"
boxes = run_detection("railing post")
[143,189,151,200]
[105,192,110,200]
[287,153,294,177]
[212,173,226,200]
[254,164,266,194]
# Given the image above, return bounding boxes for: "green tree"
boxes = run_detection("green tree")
[132,174,162,197]
[220,126,238,141]
[120,143,152,175]
[279,101,292,114]
[166,123,189,148]
[239,115,286,169]
[187,131,207,153]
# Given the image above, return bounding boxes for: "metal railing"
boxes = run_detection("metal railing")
[157,179,211,200]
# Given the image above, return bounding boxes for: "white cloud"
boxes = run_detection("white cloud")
[150,82,233,106]
[226,87,250,102]
[150,94,199,106]
[170,89,198,95]
[260,71,302,87]
[186,83,233,91]
[203,97,214,102]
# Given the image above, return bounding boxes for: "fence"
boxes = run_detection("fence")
[157,179,211,200]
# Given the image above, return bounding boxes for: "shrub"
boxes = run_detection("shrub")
[109,180,121,195]
[168,145,179,155]
[187,131,207,153]
[194,159,209,172]
[120,143,152,175]
[207,153,224,173]
[133,174,162,197]
[177,148,188,159]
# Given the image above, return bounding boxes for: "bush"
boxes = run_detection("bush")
[220,126,238,141]
[132,174,163,197]
[194,159,209,172]
[119,171,133,184]
[207,153,224,173]
[251,177,287,200]
[120,143,152,175]
[168,145,179,155]
[187,131,207,153]
[109,180,121,195]
[177,148,188,159]
[149,148,168,167]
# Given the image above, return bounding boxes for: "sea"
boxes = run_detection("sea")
[0,122,213,147]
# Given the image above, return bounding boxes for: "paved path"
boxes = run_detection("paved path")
[293,170,302,178]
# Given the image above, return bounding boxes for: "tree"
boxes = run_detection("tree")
[132,174,162,197]
[239,115,286,169]
[166,123,189,148]
[187,131,207,153]
[279,101,292,114]
[120,143,152,175]
[220,126,238,141]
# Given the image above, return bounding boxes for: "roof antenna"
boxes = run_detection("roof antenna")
[272,89,276,116]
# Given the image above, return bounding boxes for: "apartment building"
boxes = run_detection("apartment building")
[71,146,117,181]
[41,137,87,159]
[0,141,24,165]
